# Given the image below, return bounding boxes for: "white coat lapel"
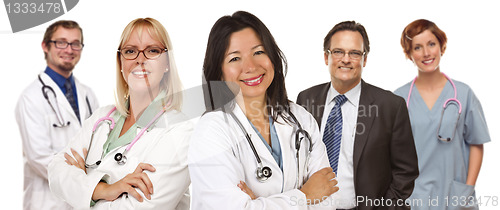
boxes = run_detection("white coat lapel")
[232,105,280,171]
[273,114,295,189]
[41,72,80,125]
[74,77,90,120]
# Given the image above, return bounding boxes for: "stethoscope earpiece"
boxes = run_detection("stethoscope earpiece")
[438,135,452,142]
[53,121,70,127]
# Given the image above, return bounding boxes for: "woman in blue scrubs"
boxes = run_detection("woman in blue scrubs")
[394,19,491,210]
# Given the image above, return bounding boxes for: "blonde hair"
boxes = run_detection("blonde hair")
[115,18,183,116]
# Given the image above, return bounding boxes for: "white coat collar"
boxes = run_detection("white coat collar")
[74,76,91,120]
[40,72,82,125]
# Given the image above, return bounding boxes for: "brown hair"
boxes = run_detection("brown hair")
[42,20,83,59]
[323,21,370,55]
[401,19,447,59]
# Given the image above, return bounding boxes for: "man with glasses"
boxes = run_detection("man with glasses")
[15,20,99,210]
[296,21,418,210]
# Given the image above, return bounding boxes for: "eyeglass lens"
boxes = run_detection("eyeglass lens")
[120,47,165,60]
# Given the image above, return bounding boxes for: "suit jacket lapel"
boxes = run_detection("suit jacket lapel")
[353,80,375,173]
[314,83,330,128]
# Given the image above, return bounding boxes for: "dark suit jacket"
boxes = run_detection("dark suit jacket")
[297,80,418,210]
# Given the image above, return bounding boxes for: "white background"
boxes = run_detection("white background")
[1,0,498,208]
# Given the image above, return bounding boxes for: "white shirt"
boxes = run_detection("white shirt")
[320,82,361,209]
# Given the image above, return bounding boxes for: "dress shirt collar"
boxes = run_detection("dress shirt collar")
[44,66,74,93]
[326,81,362,107]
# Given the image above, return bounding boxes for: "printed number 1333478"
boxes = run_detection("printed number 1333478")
[6,3,62,14]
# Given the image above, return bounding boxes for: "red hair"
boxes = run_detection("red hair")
[401,19,447,59]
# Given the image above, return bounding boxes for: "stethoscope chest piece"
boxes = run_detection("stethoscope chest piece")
[114,153,127,165]
[256,166,272,182]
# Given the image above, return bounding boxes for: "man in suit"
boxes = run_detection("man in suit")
[296,21,418,210]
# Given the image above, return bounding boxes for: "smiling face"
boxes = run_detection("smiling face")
[42,27,82,77]
[410,30,442,73]
[120,26,168,96]
[222,27,274,103]
[324,30,366,93]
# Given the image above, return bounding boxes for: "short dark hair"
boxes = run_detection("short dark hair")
[401,19,447,60]
[323,21,370,55]
[202,11,289,121]
[42,20,83,59]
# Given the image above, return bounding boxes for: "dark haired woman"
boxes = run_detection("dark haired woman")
[188,11,338,209]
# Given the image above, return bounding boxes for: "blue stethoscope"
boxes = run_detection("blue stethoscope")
[229,110,312,186]
[406,73,462,142]
[38,74,93,127]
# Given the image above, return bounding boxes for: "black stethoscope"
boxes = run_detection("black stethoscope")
[229,110,312,184]
[38,74,93,127]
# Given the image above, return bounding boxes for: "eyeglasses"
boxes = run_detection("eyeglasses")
[49,40,84,50]
[327,49,365,60]
[118,47,168,60]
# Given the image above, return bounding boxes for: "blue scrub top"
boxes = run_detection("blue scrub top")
[395,78,490,210]
[249,116,283,171]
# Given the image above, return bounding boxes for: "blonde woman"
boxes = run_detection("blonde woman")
[48,18,191,209]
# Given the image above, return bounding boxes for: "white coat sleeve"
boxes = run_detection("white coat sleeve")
[297,106,337,210]
[189,112,310,210]
[91,120,192,210]
[48,112,108,209]
[16,93,56,180]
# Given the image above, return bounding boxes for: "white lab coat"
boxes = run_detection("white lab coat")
[15,72,99,210]
[188,102,333,209]
[48,105,192,210]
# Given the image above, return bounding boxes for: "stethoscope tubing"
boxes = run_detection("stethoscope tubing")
[38,73,93,127]
[406,72,463,142]
[407,72,461,113]
[85,105,167,168]
[229,112,264,166]
[92,108,117,132]
[229,109,311,184]
[39,74,69,127]
[125,107,166,152]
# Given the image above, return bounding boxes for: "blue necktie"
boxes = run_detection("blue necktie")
[323,94,347,173]
[64,79,80,122]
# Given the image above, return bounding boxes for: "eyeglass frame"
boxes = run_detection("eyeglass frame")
[117,47,168,60]
[49,40,84,51]
[326,49,366,60]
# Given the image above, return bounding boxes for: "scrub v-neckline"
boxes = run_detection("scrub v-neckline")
[411,81,451,115]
